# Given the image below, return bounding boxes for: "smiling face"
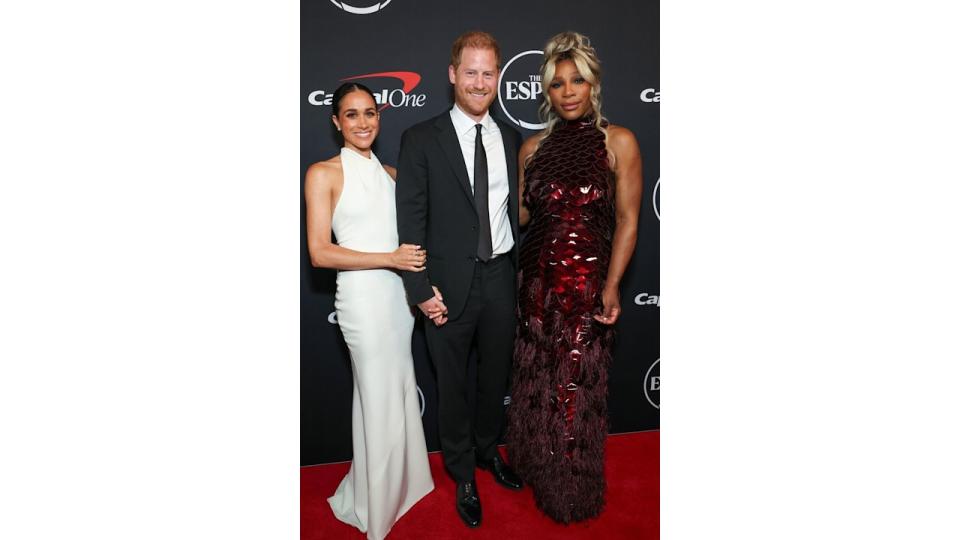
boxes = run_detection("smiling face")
[547,59,594,121]
[449,46,499,122]
[332,89,379,155]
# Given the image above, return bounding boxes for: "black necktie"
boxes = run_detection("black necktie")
[474,124,493,262]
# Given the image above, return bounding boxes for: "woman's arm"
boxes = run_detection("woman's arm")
[517,133,543,227]
[595,125,643,325]
[304,161,425,272]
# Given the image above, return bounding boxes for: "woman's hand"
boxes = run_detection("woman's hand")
[391,244,426,272]
[594,284,622,325]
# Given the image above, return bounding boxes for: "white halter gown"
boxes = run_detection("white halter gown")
[327,147,434,539]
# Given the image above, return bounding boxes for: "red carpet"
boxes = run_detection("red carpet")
[301,430,658,539]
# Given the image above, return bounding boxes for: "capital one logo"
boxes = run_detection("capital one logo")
[653,177,660,220]
[498,50,546,130]
[641,88,660,103]
[634,292,660,307]
[328,0,392,14]
[308,71,426,111]
[644,358,660,410]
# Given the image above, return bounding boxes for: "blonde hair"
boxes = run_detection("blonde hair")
[529,32,609,165]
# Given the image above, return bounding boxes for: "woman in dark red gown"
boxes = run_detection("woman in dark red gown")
[505,31,643,524]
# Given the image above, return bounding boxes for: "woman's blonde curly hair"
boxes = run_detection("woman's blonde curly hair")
[529,31,609,165]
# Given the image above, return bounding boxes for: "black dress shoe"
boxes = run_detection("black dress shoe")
[456,480,482,528]
[476,452,523,490]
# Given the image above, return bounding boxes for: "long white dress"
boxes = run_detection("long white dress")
[327,147,434,540]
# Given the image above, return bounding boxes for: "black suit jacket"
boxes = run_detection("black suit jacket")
[396,109,522,320]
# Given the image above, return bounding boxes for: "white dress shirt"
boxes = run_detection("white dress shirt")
[449,104,514,258]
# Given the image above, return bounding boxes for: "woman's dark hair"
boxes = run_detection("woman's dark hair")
[331,82,377,115]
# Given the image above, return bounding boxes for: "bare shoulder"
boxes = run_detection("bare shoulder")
[520,131,546,155]
[304,156,343,193]
[382,164,397,181]
[606,124,640,153]
[519,131,546,167]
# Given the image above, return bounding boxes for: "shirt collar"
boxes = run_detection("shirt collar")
[450,104,494,137]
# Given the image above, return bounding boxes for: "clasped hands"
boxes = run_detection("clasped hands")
[418,286,448,326]
[394,244,446,325]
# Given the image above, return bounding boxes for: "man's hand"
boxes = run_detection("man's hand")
[417,286,449,326]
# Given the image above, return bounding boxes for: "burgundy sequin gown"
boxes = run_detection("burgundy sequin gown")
[506,117,616,523]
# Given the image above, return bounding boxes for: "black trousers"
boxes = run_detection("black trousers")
[424,255,517,483]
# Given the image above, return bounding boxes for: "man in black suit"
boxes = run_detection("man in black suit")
[396,30,523,528]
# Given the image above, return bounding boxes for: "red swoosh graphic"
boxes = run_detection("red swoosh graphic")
[340,71,421,111]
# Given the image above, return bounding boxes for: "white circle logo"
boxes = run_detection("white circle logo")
[498,50,546,130]
[328,0,392,14]
[653,177,660,220]
[417,385,425,417]
[327,311,338,324]
[644,358,660,410]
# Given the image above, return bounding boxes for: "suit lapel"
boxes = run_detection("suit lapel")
[434,113,477,215]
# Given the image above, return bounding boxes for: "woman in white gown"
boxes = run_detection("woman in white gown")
[304,83,436,539]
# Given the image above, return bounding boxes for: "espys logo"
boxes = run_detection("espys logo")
[641,88,660,103]
[308,71,426,111]
[634,293,660,307]
[327,311,338,324]
[653,177,660,220]
[328,0,392,14]
[644,358,660,410]
[498,50,546,130]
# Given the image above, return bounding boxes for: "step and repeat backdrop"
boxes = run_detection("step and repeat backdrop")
[302,0,659,465]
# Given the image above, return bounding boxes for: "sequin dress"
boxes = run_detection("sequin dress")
[506,117,616,523]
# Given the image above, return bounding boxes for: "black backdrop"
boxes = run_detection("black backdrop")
[301,0,659,466]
